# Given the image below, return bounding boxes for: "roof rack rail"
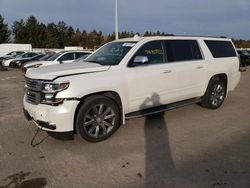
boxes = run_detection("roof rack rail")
[171,35,228,39]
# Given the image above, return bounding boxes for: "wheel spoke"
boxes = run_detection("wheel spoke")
[217,85,222,92]
[88,126,96,135]
[107,126,113,133]
[103,120,113,127]
[84,119,94,126]
[104,113,115,120]
[94,126,100,137]
[212,98,218,106]
[103,107,111,116]
[93,106,99,115]
[98,104,104,114]
[219,94,224,100]
[100,124,107,135]
[86,114,94,120]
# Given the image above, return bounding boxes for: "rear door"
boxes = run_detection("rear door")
[162,39,205,101]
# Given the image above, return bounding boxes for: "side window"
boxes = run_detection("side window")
[75,52,85,59]
[134,41,164,64]
[22,54,28,58]
[23,53,37,58]
[204,40,237,58]
[58,53,75,61]
[164,40,202,62]
[17,52,24,55]
[28,53,36,57]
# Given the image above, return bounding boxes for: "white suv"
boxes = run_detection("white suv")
[23,36,241,142]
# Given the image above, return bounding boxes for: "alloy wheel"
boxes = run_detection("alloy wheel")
[210,83,225,107]
[83,104,116,138]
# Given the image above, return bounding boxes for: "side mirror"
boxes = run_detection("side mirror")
[131,56,149,67]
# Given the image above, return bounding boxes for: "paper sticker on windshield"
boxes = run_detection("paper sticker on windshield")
[122,43,136,47]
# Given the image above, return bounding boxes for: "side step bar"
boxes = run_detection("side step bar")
[125,97,202,119]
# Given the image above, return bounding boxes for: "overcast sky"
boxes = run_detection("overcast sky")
[0,0,250,39]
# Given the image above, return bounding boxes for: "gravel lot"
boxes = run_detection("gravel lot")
[0,68,250,188]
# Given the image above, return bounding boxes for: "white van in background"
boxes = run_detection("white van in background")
[0,43,32,57]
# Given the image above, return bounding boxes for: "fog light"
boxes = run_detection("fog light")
[45,93,54,100]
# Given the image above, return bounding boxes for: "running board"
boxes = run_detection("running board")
[125,97,202,119]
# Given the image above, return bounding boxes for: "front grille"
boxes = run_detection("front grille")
[25,78,42,91]
[25,78,43,105]
[26,89,41,104]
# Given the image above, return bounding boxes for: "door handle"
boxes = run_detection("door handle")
[162,70,172,74]
[196,66,204,69]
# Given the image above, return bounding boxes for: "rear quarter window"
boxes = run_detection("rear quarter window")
[204,40,237,58]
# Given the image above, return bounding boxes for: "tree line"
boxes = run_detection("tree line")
[0,15,250,49]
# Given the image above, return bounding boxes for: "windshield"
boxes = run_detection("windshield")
[47,53,62,61]
[39,53,55,61]
[13,54,22,58]
[22,53,30,58]
[85,41,137,65]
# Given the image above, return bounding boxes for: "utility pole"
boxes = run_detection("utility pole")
[115,0,119,40]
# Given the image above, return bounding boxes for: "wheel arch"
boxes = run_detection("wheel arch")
[73,91,124,134]
[207,73,228,95]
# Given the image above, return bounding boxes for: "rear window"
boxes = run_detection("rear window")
[164,40,202,62]
[204,40,237,58]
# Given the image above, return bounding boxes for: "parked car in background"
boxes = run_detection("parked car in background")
[0,51,26,60]
[21,52,56,73]
[2,52,38,68]
[0,51,26,66]
[10,54,46,68]
[24,50,92,73]
[237,50,250,67]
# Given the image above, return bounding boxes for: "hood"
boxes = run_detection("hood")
[25,62,110,80]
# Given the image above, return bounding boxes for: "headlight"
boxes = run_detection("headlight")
[34,64,42,68]
[2,60,7,66]
[27,64,42,69]
[41,81,69,104]
[42,82,69,93]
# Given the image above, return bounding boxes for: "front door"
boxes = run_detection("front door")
[126,40,171,112]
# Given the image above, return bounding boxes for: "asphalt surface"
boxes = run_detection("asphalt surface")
[0,68,250,188]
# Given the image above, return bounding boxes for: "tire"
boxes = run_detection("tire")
[76,95,121,142]
[200,77,226,109]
